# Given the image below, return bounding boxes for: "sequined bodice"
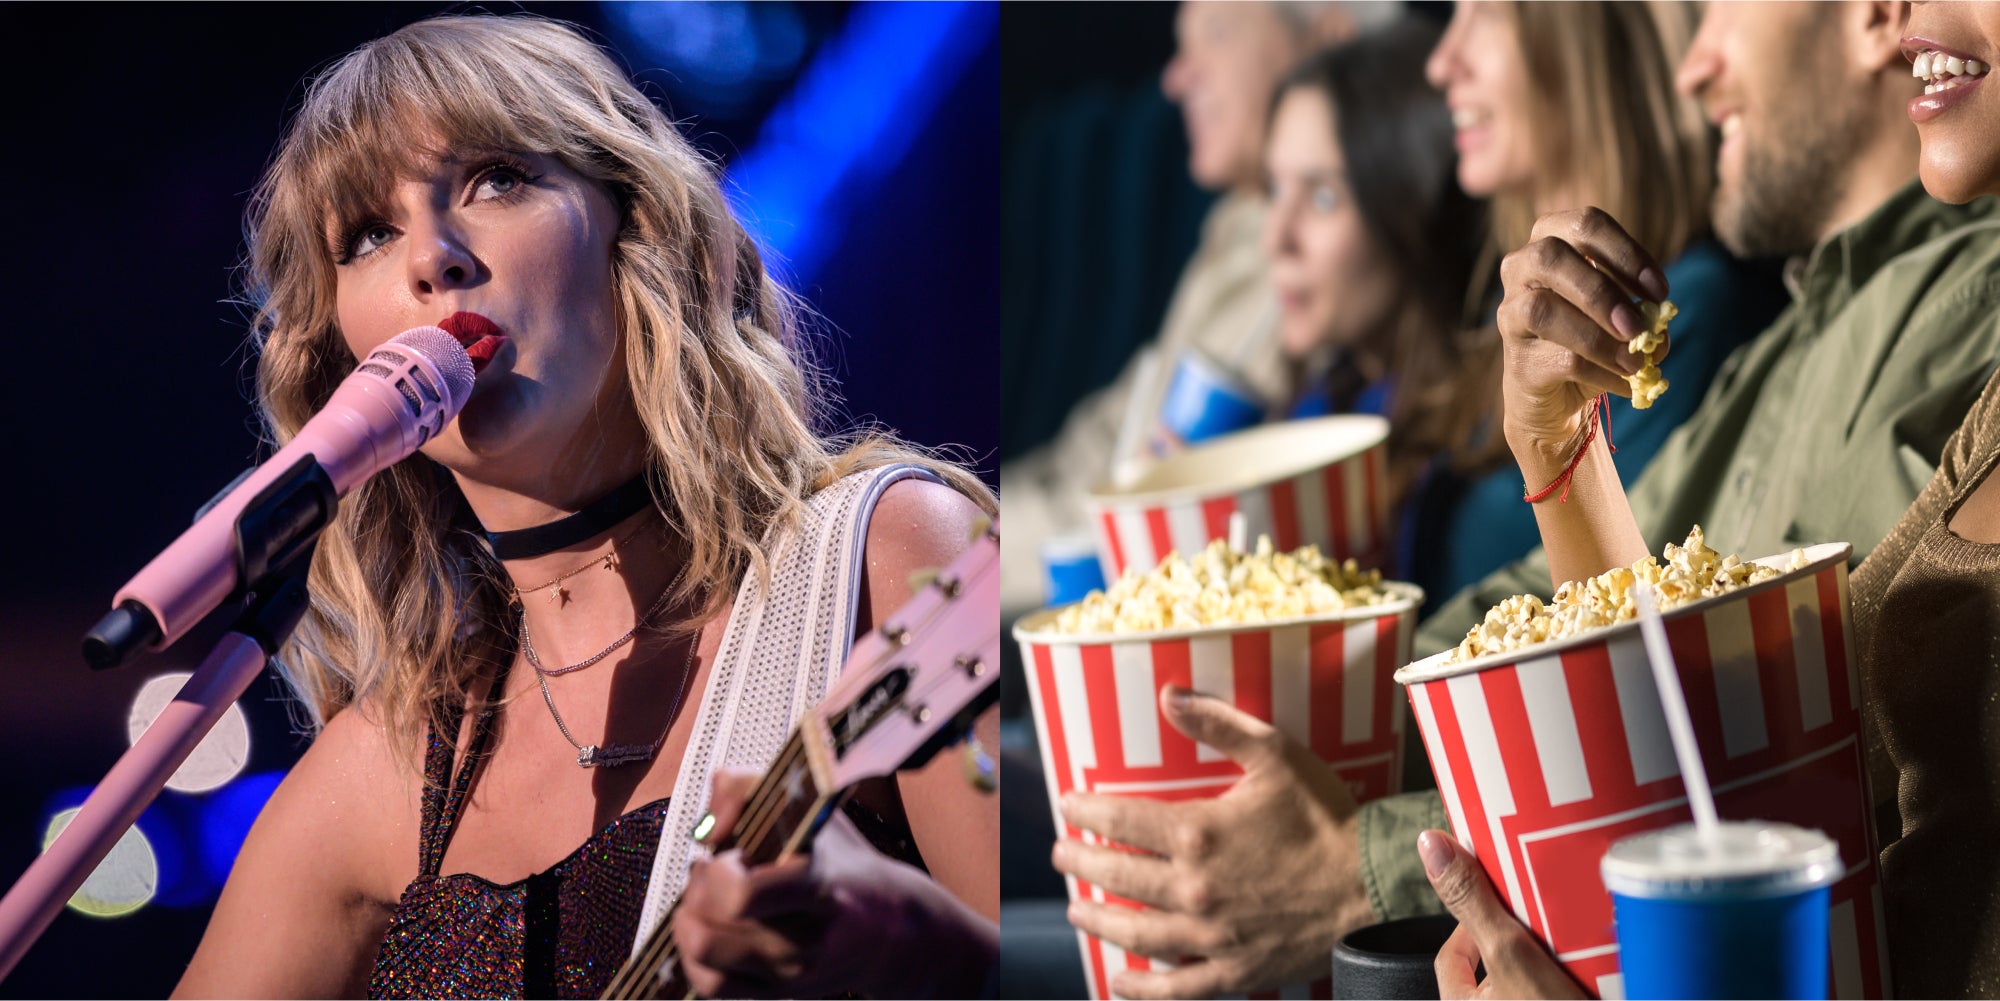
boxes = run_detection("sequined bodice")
[367,661,668,999]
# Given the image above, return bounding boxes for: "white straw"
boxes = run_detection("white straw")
[1632,584,1720,841]
[1228,512,1248,553]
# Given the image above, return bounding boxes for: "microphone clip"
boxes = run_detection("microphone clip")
[83,454,335,670]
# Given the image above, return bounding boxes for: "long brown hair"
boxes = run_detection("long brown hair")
[1276,20,1497,486]
[1490,1,1712,261]
[244,15,994,766]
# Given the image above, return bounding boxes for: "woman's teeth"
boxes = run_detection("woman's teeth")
[1913,50,1990,95]
[1451,107,1488,130]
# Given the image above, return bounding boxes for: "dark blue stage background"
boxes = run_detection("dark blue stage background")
[0,3,996,995]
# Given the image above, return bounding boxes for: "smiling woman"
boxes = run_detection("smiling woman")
[1905,2,2000,203]
[1409,0,1791,604]
[165,14,1000,999]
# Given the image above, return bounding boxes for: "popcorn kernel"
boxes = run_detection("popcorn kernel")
[1626,299,1676,410]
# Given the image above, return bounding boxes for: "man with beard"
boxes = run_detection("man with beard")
[1053,4,2000,997]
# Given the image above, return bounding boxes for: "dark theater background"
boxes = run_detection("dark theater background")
[0,3,996,995]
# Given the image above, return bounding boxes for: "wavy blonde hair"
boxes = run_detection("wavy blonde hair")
[243,15,994,764]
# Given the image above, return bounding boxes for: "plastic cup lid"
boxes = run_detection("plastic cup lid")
[1039,532,1099,564]
[1600,821,1841,899]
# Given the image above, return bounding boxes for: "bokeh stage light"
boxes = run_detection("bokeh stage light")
[125,673,251,794]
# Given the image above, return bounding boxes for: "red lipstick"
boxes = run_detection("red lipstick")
[438,311,508,375]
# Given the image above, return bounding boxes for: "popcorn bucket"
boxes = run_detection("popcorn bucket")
[1088,416,1391,585]
[1394,543,1890,1000]
[1016,581,1423,1001]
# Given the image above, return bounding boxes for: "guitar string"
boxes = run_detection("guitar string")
[608,547,998,998]
[612,735,806,999]
[604,740,793,999]
[623,750,804,1000]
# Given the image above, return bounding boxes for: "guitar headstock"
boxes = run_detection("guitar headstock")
[803,523,999,793]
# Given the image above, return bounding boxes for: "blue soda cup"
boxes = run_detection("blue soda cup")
[1601,821,1840,1000]
[1152,348,1263,456]
[1039,532,1107,607]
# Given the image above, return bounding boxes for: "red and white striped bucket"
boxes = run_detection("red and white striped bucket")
[1016,581,1423,1001]
[1395,543,1890,1000]
[1087,416,1392,584]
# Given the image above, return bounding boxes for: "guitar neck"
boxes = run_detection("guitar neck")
[600,731,838,1000]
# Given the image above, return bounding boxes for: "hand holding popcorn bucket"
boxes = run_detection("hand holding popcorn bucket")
[1395,535,1891,999]
[1017,539,1423,1000]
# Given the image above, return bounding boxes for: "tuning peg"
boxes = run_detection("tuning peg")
[963,736,995,793]
[968,514,994,543]
[907,568,939,594]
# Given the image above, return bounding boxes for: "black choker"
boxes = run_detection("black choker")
[481,474,656,561]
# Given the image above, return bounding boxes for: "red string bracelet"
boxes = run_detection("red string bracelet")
[1524,393,1617,504]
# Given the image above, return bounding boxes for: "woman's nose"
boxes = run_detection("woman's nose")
[1425,6,1467,90]
[406,225,477,297]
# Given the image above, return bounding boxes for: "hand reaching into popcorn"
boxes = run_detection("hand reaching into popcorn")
[1495,207,1671,585]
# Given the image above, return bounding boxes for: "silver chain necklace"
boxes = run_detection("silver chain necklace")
[535,640,696,767]
[522,562,687,678]
[521,567,700,767]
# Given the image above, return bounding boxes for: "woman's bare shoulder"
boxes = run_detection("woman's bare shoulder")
[263,700,424,902]
[172,700,423,997]
[859,476,988,609]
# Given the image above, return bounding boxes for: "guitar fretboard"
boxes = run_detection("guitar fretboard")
[600,731,831,999]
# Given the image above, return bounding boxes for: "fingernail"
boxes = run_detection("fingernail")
[1051,840,1069,866]
[1166,686,1192,711]
[1419,830,1453,878]
[692,812,717,843]
[1638,267,1668,301]
[1610,302,1642,341]
[1059,793,1075,819]
[1067,900,1085,924]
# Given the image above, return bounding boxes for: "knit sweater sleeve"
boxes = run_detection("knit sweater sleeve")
[1851,366,2000,839]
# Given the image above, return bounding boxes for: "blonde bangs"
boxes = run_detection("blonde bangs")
[289,21,639,261]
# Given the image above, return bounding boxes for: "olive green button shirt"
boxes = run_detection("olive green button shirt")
[1363,180,2000,921]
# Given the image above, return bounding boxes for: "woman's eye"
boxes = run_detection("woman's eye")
[1310,185,1340,213]
[349,223,396,258]
[473,167,525,201]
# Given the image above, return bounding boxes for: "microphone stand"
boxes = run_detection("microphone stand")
[0,457,334,983]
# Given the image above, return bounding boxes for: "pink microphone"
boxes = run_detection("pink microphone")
[85,326,476,666]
